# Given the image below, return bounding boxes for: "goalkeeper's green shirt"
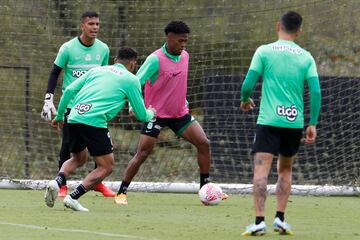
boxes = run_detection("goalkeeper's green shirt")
[55,64,154,128]
[241,39,321,128]
[54,37,109,106]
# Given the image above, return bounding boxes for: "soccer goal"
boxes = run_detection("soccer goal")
[0,0,359,195]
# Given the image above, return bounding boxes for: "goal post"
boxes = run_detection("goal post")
[0,0,360,195]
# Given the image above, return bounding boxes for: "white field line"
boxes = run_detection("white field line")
[0,221,159,240]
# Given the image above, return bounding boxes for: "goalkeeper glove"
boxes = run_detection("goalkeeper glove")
[41,93,57,121]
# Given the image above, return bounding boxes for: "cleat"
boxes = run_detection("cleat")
[242,221,266,236]
[273,217,294,235]
[114,193,128,205]
[45,180,60,208]
[94,182,116,197]
[63,195,89,212]
[58,185,68,198]
[221,193,229,200]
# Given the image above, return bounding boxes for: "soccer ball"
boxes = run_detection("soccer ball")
[198,183,223,206]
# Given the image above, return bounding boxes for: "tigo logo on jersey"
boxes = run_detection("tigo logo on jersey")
[277,105,298,122]
[75,103,92,114]
[72,70,87,78]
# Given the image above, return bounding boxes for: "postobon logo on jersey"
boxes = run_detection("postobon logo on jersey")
[72,70,87,78]
[75,103,92,115]
[277,105,298,122]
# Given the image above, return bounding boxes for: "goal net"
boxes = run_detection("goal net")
[0,0,359,195]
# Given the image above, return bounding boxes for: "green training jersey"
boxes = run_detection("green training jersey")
[54,37,109,106]
[55,63,154,128]
[241,39,321,128]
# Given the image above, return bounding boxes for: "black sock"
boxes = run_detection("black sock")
[275,211,285,222]
[54,172,66,188]
[200,173,210,188]
[255,216,265,225]
[70,184,87,200]
[118,181,130,195]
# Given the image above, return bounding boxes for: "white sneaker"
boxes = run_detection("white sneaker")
[273,217,293,235]
[63,195,89,212]
[242,221,267,236]
[44,180,59,208]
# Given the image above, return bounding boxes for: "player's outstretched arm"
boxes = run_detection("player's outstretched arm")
[128,54,159,112]
[127,78,156,122]
[128,104,156,120]
[55,71,89,122]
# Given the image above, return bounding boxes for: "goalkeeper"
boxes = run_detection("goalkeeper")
[45,47,156,212]
[114,21,228,205]
[40,11,115,197]
[240,11,321,236]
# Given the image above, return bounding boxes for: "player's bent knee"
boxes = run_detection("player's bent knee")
[106,167,113,176]
[196,137,210,150]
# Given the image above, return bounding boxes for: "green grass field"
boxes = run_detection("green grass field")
[0,190,359,240]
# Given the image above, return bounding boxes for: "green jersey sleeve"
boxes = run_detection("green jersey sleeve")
[306,55,318,79]
[305,55,321,125]
[54,44,69,69]
[249,47,264,74]
[55,70,90,121]
[241,48,263,102]
[241,70,261,102]
[136,54,159,86]
[126,76,155,122]
[307,77,321,125]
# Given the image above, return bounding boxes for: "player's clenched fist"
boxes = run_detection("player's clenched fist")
[240,98,255,111]
[41,93,57,121]
[51,119,64,129]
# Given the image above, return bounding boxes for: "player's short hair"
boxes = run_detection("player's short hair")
[164,21,190,35]
[117,47,138,60]
[280,11,302,33]
[81,11,99,21]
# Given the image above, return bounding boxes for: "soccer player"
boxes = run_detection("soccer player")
[44,47,156,212]
[114,21,228,205]
[240,11,321,236]
[40,11,115,197]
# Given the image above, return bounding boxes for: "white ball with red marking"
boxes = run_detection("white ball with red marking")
[198,183,223,206]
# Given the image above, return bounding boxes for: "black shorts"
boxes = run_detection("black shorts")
[59,108,71,161]
[68,123,113,156]
[141,113,195,138]
[252,124,303,157]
